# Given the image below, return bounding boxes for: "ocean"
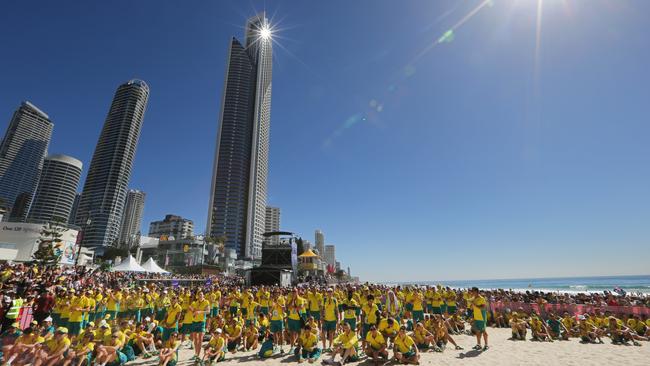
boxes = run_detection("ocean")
[393,275,650,294]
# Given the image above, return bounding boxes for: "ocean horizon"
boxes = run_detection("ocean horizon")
[383,274,650,294]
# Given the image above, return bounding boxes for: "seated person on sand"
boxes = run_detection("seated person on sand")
[132,322,157,358]
[412,322,434,351]
[378,316,400,347]
[529,315,553,342]
[203,329,226,364]
[323,322,359,366]
[509,312,527,340]
[546,312,569,341]
[445,313,464,335]
[431,315,462,351]
[95,330,129,366]
[296,324,321,363]
[224,317,243,353]
[258,333,277,359]
[4,326,44,366]
[607,316,645,346]
[158,331,182,366]
[243,322,260,351]
[627,315,649,338]
[393,326,419,365]
[578,315,603,344]
[63,331,95,366]
[561,312,578,337]
[494,310,509,328]
[33,327,71,366]
[364,325,389,366]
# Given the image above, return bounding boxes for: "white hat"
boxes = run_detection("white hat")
[215,328,223,334]
[99,320,109,328]
[44,316,53,322]
[144,317,151,322]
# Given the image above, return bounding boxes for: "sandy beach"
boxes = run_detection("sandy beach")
[126,327,649,366]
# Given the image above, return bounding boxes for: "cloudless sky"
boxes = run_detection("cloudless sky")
[1,0,649,282]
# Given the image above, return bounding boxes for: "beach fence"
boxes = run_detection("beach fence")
[489,301,650,316]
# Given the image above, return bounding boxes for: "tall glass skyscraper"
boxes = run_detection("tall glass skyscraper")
[0,101,53,220]
[75,80,149,251]
[118,189,146,249]
[208,13,273,259]
[27,154,82,223]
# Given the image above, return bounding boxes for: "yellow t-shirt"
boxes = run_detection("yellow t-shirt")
[472,296,487,321]
[270,302,284,321]
[225,323,242,337]
[300,332,318,351]
[344,299,358,319]
[431,292,443,307]
[334,331,358,349]
[165,339,181,360]
[208,336,225,351]
[323,297,338,322]
[411,292,424,311]
[394,334,415,353]
[192,299,211,322]
[444,291,456,306]
[16,333,44,345]
[73,340,95,352]
[362,303,379,325]
[378,319,399,335]
[45,336,71,353]
[106,292,122,311]
[308,292,323,312]
[365,331,386,350]
[68,296,87,322]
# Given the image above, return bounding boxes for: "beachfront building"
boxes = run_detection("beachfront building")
[74,80,149,252]
[264,206,280,244]
[207,13,273,260]
[0,102,53,221]
[148,214,194,240]
[324,244,336,267]
[118,189,146,249]
[26,154,82,223]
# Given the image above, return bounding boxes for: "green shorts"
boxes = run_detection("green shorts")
[181,323,193,335]
[416,343,429,350]
[270,320,283,333]
[229,306,238,315]
[405,303,414,312]
[447,306,457,314]
[323,320,337,332]
[310,311,321,320]
[412,310,424,323]
[192,321,206,333]
[260,307,269,315]
[211,307,220,317]
[68,321,82,336]
[163,327,177,341]
[441,305,448,314]
[474,320,486,332]
[402,350,416,358]
[288,318,301,332]
[432,307,442,315]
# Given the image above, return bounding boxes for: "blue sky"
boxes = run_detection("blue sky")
[1,0,649,282]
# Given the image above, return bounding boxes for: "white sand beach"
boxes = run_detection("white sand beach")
[127,327,649,366]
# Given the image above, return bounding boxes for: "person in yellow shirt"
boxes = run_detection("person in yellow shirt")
[529,315,552,342]
[33,327,71,366]
[243,322,260,351]
[4,327,44,365]
[343,294,359,332]
[321,288,339,352]
[68,291,89,336]
[257,287,271,316]
[410,290,425,324]
[225,317,243,353]
[378,317,400,346]
[430,289,443,315]
[179,290,194,346]
[297,324,321,363]
[392,326,419,365]
[160,331,182,366]
[269,294,286,354]
[364,325,388,365]
[307,287,323,322]
[431,315,462,351]
[287,290,305,352]
[210,289,222,318]
[63,331,95,366]
[106,289,122,322]
[470,287,489,351]
[191,291,212,359]
[412,322,433,351]
[361,294,380,342]
[162,297,182,342]
[444,288,457,315]
[203,329,226,364]
[326,322,358,365]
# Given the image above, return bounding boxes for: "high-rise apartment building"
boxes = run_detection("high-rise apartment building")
[75,80,149,251]
[68,193,81,225]
[324,244,336,267]
[148,214,194,240]
[264,206,280,245]
[315,229,325,256]
[27,154,82,223]
[207,13,273,259]
[118,189,146,248]
[0,102,53,220]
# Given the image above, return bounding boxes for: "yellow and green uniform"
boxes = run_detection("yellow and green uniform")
[444,291,457,313]
[365,331,386,350]
[322,297,338,332]
[378,319,399,337]
[394,334,416,355]
[430,291,443,314]
[191,298,211,332]
[343,299,359,330]
[308,292,323,319]
[269,301,284,333]
[472,295,487,331]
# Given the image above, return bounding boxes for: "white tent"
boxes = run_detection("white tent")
[111,255,146,272]
[141,257,170,274]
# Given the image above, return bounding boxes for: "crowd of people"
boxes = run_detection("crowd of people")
[0,262,649,366]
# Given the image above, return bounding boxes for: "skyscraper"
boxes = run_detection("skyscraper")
[118,189,146,249]
[207,13,273,259]
[264,206,280,245]
[324,244,336,267]
[0,102,53,220]
[75,80,149,251]
[315,229,325,256]
[27,154,82,223]
[68,193,81,225]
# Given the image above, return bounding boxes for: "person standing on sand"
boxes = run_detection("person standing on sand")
[471,287,489,351]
